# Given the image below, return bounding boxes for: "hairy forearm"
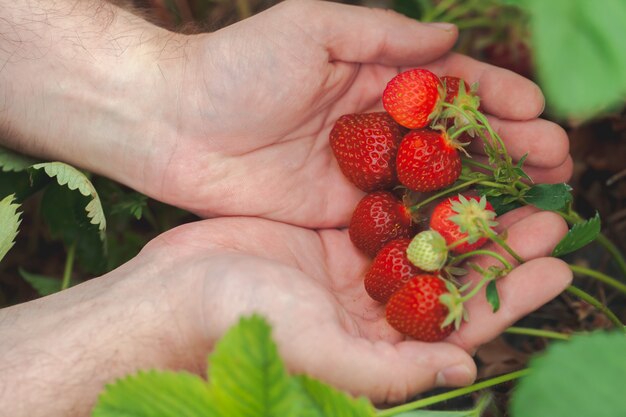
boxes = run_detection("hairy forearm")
[0,0,192,190]
[0,253,204,417]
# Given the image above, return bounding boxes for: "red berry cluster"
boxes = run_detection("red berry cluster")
[330,68,497,342]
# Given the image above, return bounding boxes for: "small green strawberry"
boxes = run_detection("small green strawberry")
[406,230,448,272]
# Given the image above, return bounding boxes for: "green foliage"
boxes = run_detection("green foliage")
[552,212,601,257]
[511,331,626,417]
[41,182,107,274]
[486,280,500,312]
[208,315,303,417]
[0,194,21,262]
[522,183,572,211]
[295,376,375,417]
[31,162,106,234]
[0,145,39,172]
[93,371,217,417]
[93,315,377,417]
[19,268,65,296]
[513,0,626,119]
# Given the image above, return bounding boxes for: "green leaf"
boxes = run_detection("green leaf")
[294,375,375,417]
[479,191,522,216]
[0,194,21,262]
[111,192,148,220]
[31,162,106,234]
[208,315,300,417]
[511,331,626,417]
[486,281,500,312]
[0,145,39,172]
[19,268,62,296]
[92,370,217,417]
[552,212,601,257]
[393,394,492,416]
[393,411,478,417]
[41,183,107,274]
[524,0,626,119]
[523,183,572,211]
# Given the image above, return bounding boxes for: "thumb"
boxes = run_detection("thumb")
[282,324,476,404]
[285,0,458,66]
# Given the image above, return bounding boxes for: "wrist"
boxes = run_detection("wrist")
[0,248,207,417]
[0,0,196,195]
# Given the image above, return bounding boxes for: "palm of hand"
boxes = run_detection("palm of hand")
[147,210,570,404]
[152,217,468,403]
[157,9,395,227]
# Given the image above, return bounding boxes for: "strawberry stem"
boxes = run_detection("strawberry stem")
[459,275,492,303]
[569,264,626,297]
[485,229,524,264]
[461,157,494,172]
[566,285,626,331]
[375,369,530,416]
[505,326,571,341]
[467,107,511,162]
[448,123,476,142]
[449,249,513,271]
[410,177,484,212]
[447,235,472,251]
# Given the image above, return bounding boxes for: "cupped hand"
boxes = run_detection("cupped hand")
[140,209,572,404]
[137,0,571,228]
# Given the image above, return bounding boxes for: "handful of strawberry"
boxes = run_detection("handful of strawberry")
[330,68,529,342]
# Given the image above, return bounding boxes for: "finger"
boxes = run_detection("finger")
[283,322,476,404]
[470,153,574,184]
[468,117,570,169]
[423,53,545,120]
[446,210,571,351]
[448,258,572,352]
[286,1,458,65]
[519,155,574,184]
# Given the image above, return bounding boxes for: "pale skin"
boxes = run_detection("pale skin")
[0,0,574,416]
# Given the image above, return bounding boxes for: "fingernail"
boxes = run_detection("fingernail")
[435,364,474,387]
[423,22,456,32]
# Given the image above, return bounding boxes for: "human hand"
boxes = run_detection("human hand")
[134,0,572,228]
[0,0,571,228]
[0,207,572,417]
[133,210,571,404]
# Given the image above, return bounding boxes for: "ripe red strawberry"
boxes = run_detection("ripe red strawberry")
[329,112,407,192]
[441,75,469,104]
[383,69,443,129]
[364,239,424,303]
[396,128,462,192]
[430,194,497,254]
[385,275,454,342]
[349,191,418,258]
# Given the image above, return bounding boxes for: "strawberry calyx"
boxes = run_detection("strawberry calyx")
[448,194,498,244]
[432,125,471,158]
[439,79,481,135]
[426,81,448,126]
[439,279,469,330]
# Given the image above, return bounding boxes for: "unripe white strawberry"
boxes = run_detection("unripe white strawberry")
[406,230,448,272]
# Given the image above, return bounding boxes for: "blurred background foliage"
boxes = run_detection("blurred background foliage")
[1,1,625,413]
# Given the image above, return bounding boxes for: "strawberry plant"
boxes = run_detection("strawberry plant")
[90,315,626,416]
[0,146,193,302]
[2,1,626,416]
